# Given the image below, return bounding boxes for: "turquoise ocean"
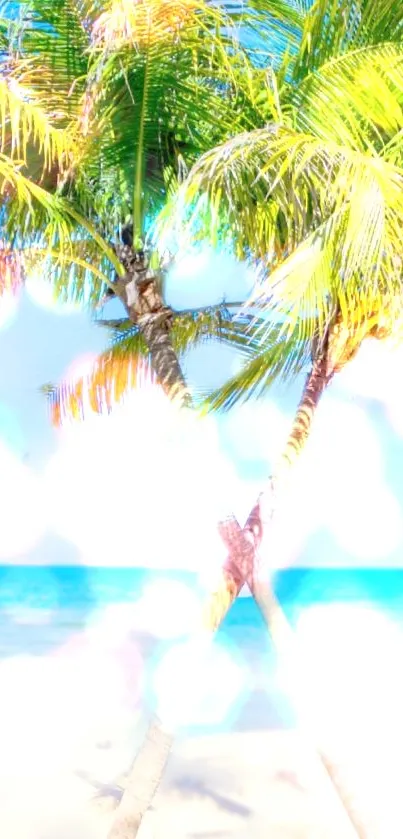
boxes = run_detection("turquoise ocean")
[1,565,402,656]
[1,565,403,733]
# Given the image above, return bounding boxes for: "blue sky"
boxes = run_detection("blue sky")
[1,247,403,571]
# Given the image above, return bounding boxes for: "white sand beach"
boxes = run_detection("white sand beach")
[0,607,401,839]
[0,727,364,839]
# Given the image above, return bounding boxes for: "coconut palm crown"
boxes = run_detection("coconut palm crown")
[33,0,403,421]
[1,0,296,416]
[157,0,403,410]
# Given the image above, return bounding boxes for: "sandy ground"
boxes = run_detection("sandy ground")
[0,612,401,839]
[0,702,399,839]
[0,728,362,839]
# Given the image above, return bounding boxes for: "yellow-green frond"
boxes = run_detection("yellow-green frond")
[91,0,203,51]
[0,67,75,174]
[161,122,403,350]
[203,323,311,412]
[293,43,403,153]
[0,163,123,306]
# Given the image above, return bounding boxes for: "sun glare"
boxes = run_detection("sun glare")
[292,604,403,729]
[25,274,82,315]
[129,579,203,639]
[0,290,19,330]
[287,604,403,828]
[338,338,398,403]
[151,634,250,730]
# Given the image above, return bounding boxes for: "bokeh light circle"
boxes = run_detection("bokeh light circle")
[25,273,82,315]
[287,604,403,748]
[150,634,250,731]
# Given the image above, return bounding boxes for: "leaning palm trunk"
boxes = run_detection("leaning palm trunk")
[113,243,192,406]
[234,319,370,839]
[107,525,254,839]
[108,314,371,838]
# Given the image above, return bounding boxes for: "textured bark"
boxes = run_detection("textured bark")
[276,347,334,474]
[237,323,370,839]
[138,311,192,405]
[317,750,370,839]
[200,516,256,631]
[114,244,192,407]
[107,715,173,839]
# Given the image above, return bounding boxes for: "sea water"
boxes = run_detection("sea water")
[1,564,403,652]
[0,565,402,734]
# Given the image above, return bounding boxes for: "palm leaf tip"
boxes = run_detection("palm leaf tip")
[0,245,23,294]
[43,349,153,426]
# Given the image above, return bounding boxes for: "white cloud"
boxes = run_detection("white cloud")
[151,634,250,730]
[0,442,46,558]
[337,338,397,402]
[219,399,290,466]
[328,483,402,561]
[42,385,247,570]
[249,395,403,568]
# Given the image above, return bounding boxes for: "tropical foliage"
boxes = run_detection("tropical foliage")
[158,0,403,409]
[0,0,299,415]
[2,0,403,417]
[38,0,403,420]
[44,304,266,422]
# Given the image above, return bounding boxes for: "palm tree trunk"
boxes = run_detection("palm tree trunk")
[114,244,192,407]
[107,524,251,839]
[107,715,172,839]
[108,315,369,838]
[243,337,335,583]
[237,328,370,839]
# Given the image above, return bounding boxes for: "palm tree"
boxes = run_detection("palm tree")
[7,0,403,836]
[9,0,302,641]
[159,0,403,579]
[90,2,403,835]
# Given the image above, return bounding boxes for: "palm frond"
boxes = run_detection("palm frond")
[44,305,265,424]
[203,322,311,411]
[0,240,23,294]
[292,0,403,80]
[65,0,265,236]
[293,43,403,152]
[17,0,93,110]
[90,0,202,51]
[0,161,124,306]
[0,67,75,174]
[159,108,403,347]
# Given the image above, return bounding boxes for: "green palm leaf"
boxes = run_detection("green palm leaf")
[159,41,403,349]
[0,64,75,174]
[43,304,265,423]
[292,0,403,79]
[203,323,311,411]
[69,4,243,238]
